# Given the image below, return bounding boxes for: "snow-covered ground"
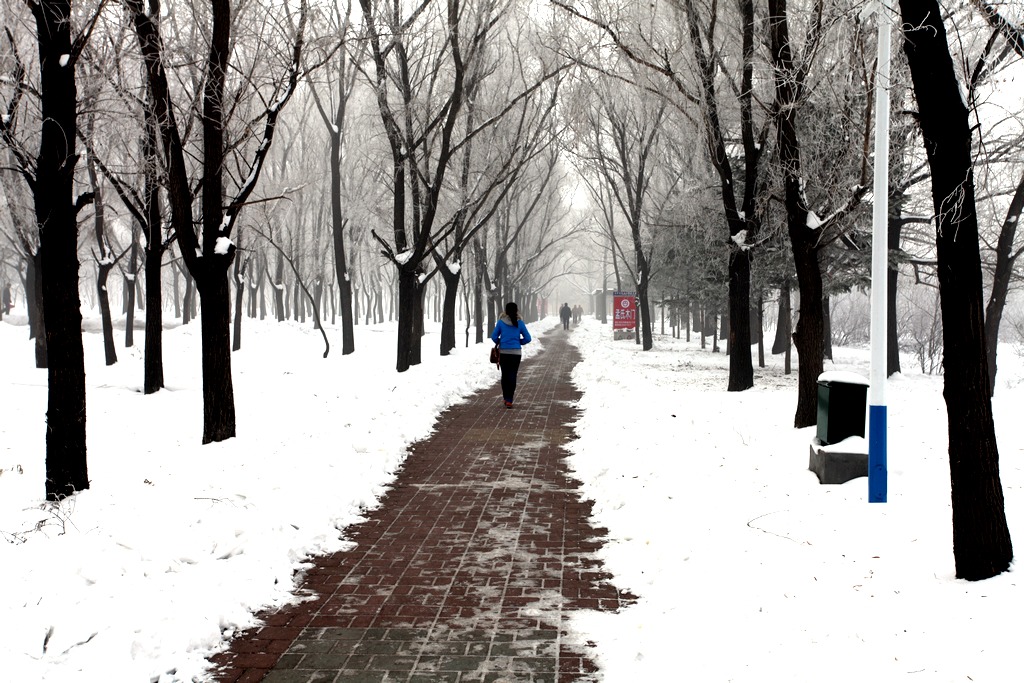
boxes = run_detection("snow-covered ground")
[565,317,1023,683]
[1,310,1021,682]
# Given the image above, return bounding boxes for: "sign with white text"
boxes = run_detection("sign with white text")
[612,292,637,330]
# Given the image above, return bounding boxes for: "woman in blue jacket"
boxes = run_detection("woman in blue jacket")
[490,301,532,408]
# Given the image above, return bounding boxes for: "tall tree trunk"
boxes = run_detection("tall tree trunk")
[198,273,236,443]
[313,277,323,329]
[463,284,472,347]
[412,281,425,359]
[329,283,336,325]
[789,244,825,427]
[474,243,484,343]
[351,284,359,324]
[885,115,915,378]
[769,0,823,428]
[727,252,754,387]
[439,266,460,356]
[232,250,244,352]
[721,307,729,353]
[250,257,261,319]
[684,0,757,391]
[85,133,118,366]
[143,96,164,394]
[143,238,164,393]
[193,0,237,443]
[983,171,1024,395]
[772,282,791,355]
[125,238,138,348]
[638,278,653,350]
[757,292,765,368]
[327,124,355,353]
[395,267,419,371]
[886,210,904,377]
[682,298,689,341]
[900,0,1012,580]
[784,333,792,375]
[259,265,267,320]
[310,41,357,342]
[274,251,285,322]
[32,0,88,500]
[182,264,194,325]
[172,265,181,319]
[18,249,47,369]
[248,271,257,318]
[97,266,117,365]
[699,306,706,349]
[822,295,833,361]
[337,267,354,354]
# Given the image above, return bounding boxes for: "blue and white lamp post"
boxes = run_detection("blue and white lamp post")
[868,0,892,503]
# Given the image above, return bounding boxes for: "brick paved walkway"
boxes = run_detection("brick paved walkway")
[210,333,634,683]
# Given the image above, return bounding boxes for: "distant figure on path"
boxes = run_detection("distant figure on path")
[559,302,571,330]
[2,283,11,315]
[572,304,582,325]
[491,301,532,409]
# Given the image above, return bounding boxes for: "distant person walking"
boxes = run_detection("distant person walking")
[572,304,582,325]
[491,302,532,409]
[559,302,571,330]
[1,283,11,315]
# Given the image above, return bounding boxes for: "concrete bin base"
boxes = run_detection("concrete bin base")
[809,440,868,485]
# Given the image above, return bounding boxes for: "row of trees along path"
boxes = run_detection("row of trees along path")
[0,0,1015,583]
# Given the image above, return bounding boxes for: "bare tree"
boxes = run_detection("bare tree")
[0,1,104,499]
[432,52,564,355]
[124,0,308,442]
[307,1,361,355]
[554,0,765,388]
[79,76,172,394]
[970,4,1024,394]
[84,115,121,366]
[765,0,825,427]
[360,0,566,370]
[898,0,1012,580]
[0,147,46,367]
[983,170,1024,393]
[578,76,666,350]
[763,0,874,426]
[359,0,470,371]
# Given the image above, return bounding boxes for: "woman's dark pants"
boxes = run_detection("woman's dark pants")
[498,353,522,403]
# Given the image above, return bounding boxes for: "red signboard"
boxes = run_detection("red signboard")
[613,292,637,329]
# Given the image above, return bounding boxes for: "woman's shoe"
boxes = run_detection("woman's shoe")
[504,400,513,409]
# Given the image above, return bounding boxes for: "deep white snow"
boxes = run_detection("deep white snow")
[1,309,1020,682]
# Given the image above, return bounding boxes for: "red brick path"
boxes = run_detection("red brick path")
[210,333,634,682]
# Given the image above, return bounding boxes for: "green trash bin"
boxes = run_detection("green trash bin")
[816,372,869,446]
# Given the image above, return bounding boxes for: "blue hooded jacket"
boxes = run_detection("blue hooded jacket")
[491,315,532,351]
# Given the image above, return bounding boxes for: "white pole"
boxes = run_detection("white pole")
[869,0,891,503]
